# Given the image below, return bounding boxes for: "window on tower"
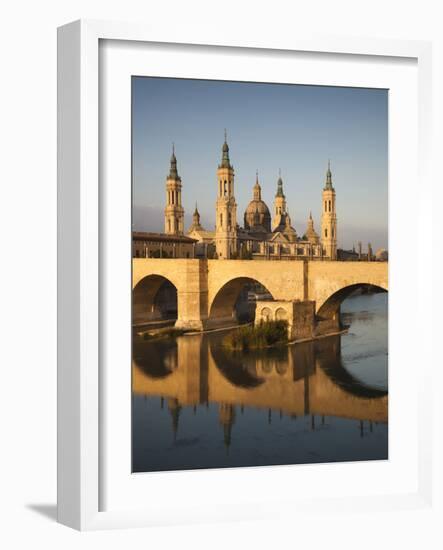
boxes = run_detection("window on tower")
[325,228,328,238]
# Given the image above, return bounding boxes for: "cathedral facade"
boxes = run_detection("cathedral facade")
[188,134,337,260]
[134,135,338,260]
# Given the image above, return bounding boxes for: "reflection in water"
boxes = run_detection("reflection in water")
[132,292,388,472]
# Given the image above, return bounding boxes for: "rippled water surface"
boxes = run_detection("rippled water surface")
[132,292,388,472]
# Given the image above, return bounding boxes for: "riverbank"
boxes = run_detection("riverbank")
[136,321,350,345]
[139,327,186,341]
[288,326,349,345]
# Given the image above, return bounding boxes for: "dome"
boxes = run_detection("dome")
[244,199,271,233]
[245,199,270,216]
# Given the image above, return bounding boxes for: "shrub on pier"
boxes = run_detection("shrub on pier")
[223,320,288,351]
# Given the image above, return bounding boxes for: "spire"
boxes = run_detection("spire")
[253,170,262,200]
[168,143,179,179]
[307,211,314,229]
[275,171,285,198]
[189,201,204,232]
[220,129,231,168]
[193,202,200,224]
[305,210,319,243]
[324,160,333,190]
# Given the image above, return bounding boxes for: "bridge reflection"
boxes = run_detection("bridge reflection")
[133,331,388,445]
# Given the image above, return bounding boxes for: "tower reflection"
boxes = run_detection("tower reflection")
[133,329,388,450]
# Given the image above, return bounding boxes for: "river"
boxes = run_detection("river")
[132,292,388,472]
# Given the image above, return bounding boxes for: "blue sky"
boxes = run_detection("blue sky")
[132,77,388,250]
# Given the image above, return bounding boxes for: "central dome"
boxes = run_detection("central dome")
[244,174,272,233]
[244,199,271,233]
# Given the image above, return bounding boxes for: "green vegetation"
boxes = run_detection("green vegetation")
[141,327,185,341]
[222,320,288,351]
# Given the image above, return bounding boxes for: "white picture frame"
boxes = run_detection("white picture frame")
[57,19,434,531]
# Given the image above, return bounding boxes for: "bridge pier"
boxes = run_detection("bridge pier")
[314,309,342,337]
[174,261,209,331]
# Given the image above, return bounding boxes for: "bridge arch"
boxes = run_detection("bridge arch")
[316,283,388,320]
[208,276,274,326]
[133,274,178,325]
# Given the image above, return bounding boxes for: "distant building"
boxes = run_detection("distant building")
[375,248,388,261]
[337,248,359,261]
[132,231,197,258]
[337,242,387,261]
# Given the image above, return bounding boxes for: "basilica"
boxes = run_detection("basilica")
[133,135,338,261]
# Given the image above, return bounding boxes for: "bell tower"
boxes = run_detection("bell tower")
[164,145,184,235]
[215,131,237,259]
[321,161,337,259]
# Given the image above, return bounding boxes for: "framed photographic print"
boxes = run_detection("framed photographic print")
[57,20,433,530]
[131,77,389,473]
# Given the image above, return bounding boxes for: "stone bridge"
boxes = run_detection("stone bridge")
[133,258,388,330]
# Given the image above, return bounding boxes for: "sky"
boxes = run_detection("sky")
[132,77,388,251]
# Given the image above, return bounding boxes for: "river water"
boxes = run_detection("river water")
[132,292,388,472]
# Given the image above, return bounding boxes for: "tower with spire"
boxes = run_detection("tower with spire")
[321,161,337,259]
[215,131,238,259]
[304,212,320,244]
[188,203,204,232]
[164,145,184,235]
[272,170,288,230]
